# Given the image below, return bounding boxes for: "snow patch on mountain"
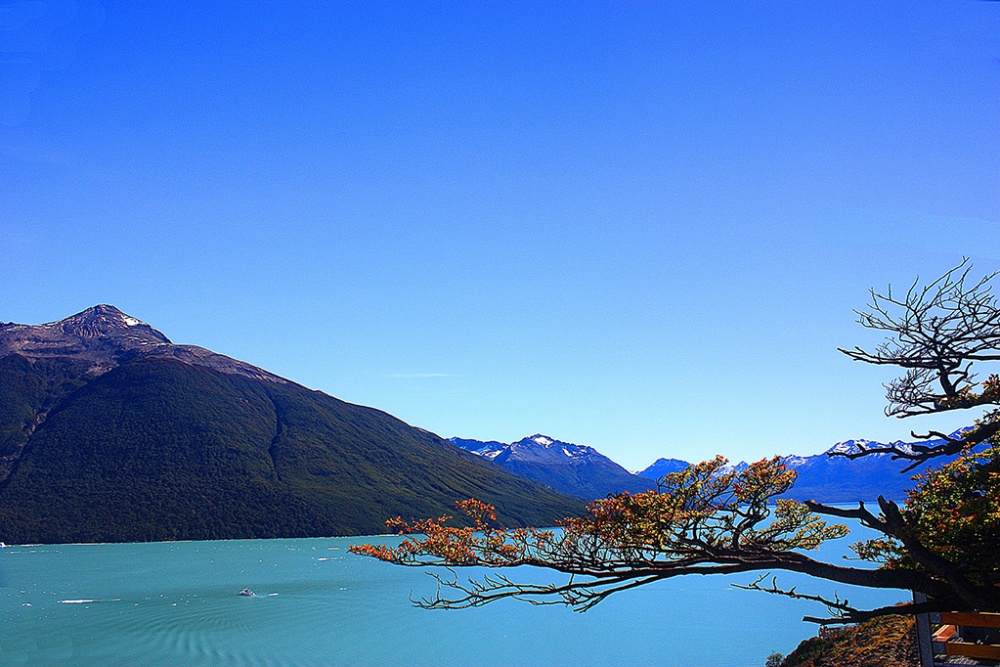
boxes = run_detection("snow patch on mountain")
[782,455,810,467]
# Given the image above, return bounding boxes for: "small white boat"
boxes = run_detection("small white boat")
[238,588,254,597]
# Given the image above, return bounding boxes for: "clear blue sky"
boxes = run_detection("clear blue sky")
[2,1,998,469]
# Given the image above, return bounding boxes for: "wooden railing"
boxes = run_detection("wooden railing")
[917,606,1000,666]
[934,612,1000,662]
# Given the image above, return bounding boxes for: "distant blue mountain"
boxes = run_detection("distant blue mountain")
[454,431,967,505]
[635,432,965,502]
[450,434,656,500]
[773,432,964,502]
[638,457,690,480]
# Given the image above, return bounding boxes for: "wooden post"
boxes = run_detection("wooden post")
[913,591,935,667]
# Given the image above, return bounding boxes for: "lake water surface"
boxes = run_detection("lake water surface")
[1,527,903,666]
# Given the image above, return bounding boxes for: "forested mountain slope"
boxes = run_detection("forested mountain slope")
[0,307,582,543]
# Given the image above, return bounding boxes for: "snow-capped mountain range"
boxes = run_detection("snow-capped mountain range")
[824,437,922,458]
[453,432,963,502]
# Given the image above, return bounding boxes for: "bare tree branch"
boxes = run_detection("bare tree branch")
[832,260,1000,467]
[734,573,954,625]
[841,260,1000,372]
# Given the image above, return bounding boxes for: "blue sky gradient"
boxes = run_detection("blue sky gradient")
[2,1,998,468]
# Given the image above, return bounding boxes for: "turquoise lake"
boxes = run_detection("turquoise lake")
[1,528,902,666]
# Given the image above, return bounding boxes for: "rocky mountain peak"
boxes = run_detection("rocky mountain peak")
[54,305,171,344]
[0,305,171,369]
[0,305,285,384]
